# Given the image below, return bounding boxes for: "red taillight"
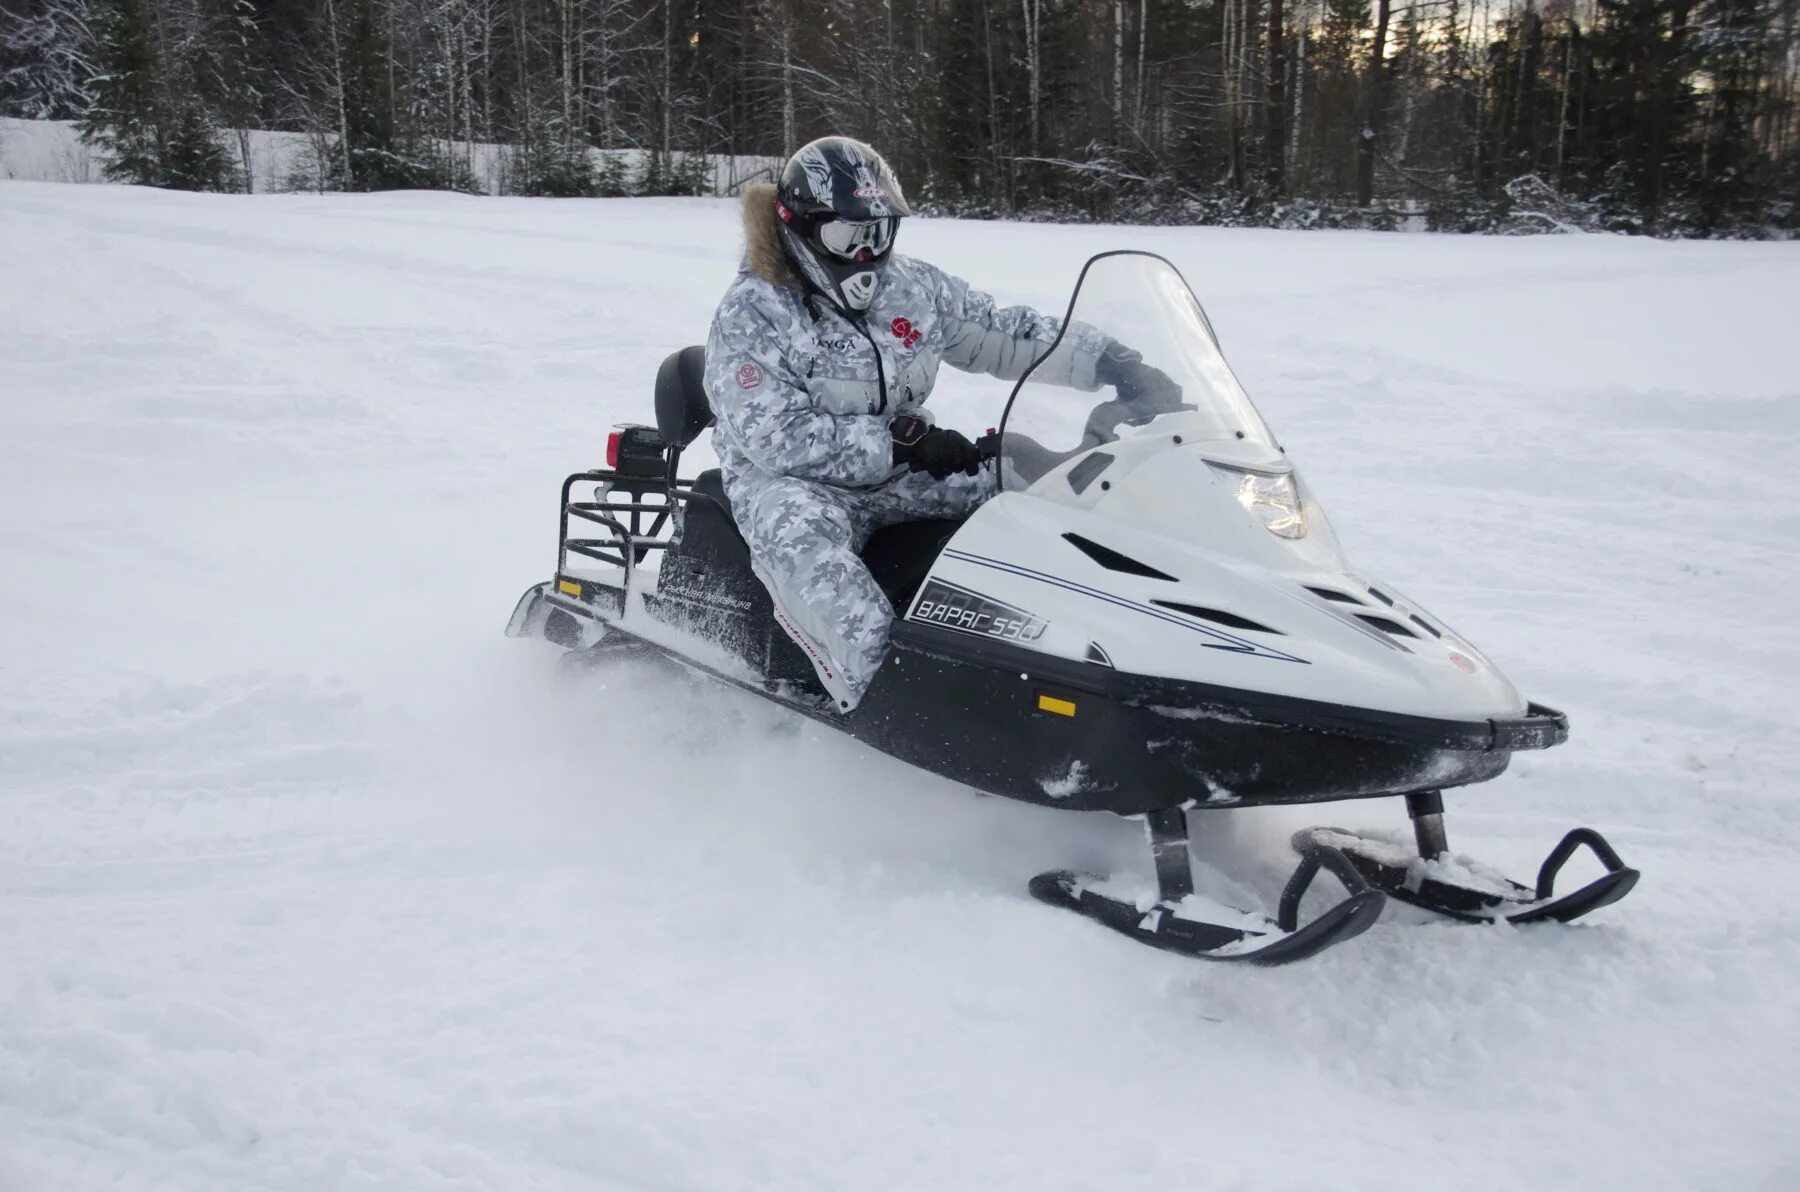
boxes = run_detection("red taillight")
[605,431,621,468]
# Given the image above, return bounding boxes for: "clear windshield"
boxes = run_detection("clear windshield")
[1000,252,1278,489]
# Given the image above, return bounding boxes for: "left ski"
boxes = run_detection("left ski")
[1030,856,1384,965]
[1029,807,1385,965]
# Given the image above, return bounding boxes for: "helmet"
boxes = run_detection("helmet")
[774,136,912,315]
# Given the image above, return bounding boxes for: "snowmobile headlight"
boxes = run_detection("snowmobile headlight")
[1209,464,1307,539]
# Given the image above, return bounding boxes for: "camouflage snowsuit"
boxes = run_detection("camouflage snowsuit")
[704,186,1106,710]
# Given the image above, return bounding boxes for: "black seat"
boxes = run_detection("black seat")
[691,468,736,528]
[863,519,964,611]
[655,346,712,449]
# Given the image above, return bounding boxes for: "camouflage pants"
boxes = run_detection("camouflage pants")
[726,466,996,711]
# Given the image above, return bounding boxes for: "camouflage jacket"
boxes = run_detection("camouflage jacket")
[704,184,1105,489]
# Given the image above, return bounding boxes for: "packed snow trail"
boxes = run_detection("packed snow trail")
[3,181,1798,1190]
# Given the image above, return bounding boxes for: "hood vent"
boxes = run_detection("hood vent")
[1062,533,1177,581]
[1153,600,1283,635]
[1067,452,1115,495]
[1305,586,1363,605]
[1356,614,1418,639]
[1409,614,1443,639]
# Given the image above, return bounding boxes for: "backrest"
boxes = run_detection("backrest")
[654,345,712,448]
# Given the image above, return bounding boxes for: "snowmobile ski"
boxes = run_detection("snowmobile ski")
[1295,793,1639,925]
[1029,808,1386,965]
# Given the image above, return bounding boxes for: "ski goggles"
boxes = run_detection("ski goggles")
[816,216,898,262]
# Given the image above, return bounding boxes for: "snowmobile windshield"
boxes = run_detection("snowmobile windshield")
[998,252,1280,492]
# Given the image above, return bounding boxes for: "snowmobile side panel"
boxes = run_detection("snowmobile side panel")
[516,570,1531,818]
[844,621,1520,815]
[648,472,824,689]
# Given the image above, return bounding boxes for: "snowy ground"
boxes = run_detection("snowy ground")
[2,180,1798,1190]
[0,118,780,196]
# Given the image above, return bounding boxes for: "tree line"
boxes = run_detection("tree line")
[2,0,1795,236]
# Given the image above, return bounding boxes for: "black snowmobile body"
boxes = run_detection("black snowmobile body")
[512,348,1554,818]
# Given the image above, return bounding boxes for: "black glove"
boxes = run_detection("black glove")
[1094,342,1183,411]
[891,415,984,479]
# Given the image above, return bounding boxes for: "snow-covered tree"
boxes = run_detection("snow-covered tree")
[1,0,98,119]
[2,0,1794,232]
[77,0,238,189]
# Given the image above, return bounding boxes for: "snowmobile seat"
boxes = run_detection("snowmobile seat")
[688,469,743,545]
[863,518,966,611]
[682,470,958,612]
[655,345,713,449]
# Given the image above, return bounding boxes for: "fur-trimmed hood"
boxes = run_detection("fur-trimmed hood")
[740,182,800,289]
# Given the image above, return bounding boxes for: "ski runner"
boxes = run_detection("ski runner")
[704,136,1175,711]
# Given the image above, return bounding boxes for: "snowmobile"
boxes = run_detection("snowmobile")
[506,250,1638,965]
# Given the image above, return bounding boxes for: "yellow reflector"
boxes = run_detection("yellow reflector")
[557,580,582,597]
[1037,694,1077,717]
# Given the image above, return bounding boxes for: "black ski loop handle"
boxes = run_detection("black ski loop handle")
[1276,843,1374,934]
[1534,827,1630,902]
[974,429,1002,460]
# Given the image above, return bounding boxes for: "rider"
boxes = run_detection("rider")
[703,135,1171,712]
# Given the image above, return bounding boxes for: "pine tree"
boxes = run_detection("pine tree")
[193,0,264,190]
[78,0,159,181]
[316,0,474,192]
[78,0,237,190]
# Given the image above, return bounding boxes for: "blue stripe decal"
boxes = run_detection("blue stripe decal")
[940,547,1309,665]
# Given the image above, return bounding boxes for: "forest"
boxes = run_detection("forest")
[2,0,1795,236]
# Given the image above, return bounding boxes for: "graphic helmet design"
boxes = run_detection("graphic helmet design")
[773,136,912,315]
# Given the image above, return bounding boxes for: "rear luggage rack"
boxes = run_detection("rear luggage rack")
[554,462,712,585]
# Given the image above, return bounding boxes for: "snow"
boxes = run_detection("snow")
[0,117,781,196]
[1038,760,1090,799]
[0,116,293,188]
[3,178,1799,1190]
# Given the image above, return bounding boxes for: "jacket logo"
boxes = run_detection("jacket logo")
[736,362,764,390]
[890,316,921,349]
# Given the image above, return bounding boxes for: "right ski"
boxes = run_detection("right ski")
[1296,824,1639,926]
